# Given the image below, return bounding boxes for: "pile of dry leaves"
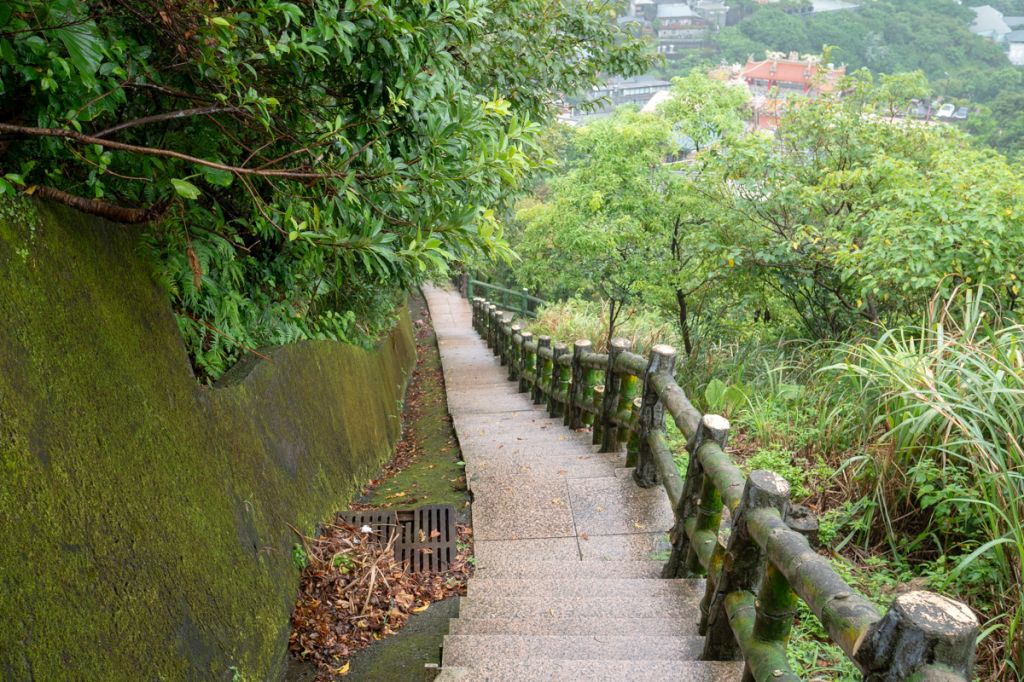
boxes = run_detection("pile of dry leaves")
[289,517,473,679]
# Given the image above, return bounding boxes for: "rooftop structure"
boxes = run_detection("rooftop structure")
[740,53,846,95]
[1008,29,1024,65]
[564,76,672,120]
[971,5,1013,41]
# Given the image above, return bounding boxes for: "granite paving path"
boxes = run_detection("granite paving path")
[422,285,741,681]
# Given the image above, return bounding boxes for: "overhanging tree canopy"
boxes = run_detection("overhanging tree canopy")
[0,0,653,379]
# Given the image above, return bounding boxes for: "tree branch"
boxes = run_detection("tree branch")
[29,185,167,224]
[0,123,328,180]
[92,106,243,138]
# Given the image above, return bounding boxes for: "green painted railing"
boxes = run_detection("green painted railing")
[468,293,981,682]
[455,273,546,317]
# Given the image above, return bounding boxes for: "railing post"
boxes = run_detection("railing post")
[488,305,499,355]
[685,476,724,576]
[508,323,522,381]
[702,469,790,661]
[484,303,492,349]
[592,384,605,445]
[467,277,475,300]
[568,340,591,428]
[599,338,631,453]
[533,336,550,405]
[855,592,979,682]
[480,301,488,342]
[664,414,730,579]
[740,507,819,682]
[521,288,529,317]
[616,373,640,448]
[472,297,481,333]
[518,331,533,393]
[548,342,568,418]
[634,344,677,488]
[625,397,642,468]
[499,313,512,366]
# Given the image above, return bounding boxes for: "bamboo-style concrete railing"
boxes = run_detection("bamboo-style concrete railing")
[469,294,981,682]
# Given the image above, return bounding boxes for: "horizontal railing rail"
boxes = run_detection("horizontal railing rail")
[468,294,981,682]
[455,273,546,317]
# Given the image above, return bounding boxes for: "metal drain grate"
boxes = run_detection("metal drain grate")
[335,510,399,546]
[395,504,457,573]
[335,505,456,573]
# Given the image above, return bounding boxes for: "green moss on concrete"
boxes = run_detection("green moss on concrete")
[361,296,467,512]
[0,199,416,680]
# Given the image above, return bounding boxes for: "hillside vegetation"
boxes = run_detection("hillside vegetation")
[489,72,1024,679]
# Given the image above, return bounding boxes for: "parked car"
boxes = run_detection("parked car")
[936,103,956,119]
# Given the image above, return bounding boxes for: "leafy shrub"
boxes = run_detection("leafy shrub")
[1,0,653,380]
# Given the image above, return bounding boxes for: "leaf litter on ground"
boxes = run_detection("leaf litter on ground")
[289,518,474,680]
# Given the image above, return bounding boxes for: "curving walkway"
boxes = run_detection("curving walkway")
[423,286,742,681]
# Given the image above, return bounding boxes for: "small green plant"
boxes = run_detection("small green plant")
[745,446,813,501]
[331,552,354,573]
[291,544,308,570]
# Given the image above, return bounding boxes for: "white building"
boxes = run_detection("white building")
[1008,30,1024,65]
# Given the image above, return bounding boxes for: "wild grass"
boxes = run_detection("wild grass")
[822,290,1024,677]
[526,298,682,354]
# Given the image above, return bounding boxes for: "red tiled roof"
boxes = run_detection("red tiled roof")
[740,59,845,88]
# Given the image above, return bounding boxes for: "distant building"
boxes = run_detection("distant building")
[753,0,858,14]
[628,1,728,54]
[970,5,1013,41]
[809,0,859,11]
[740,53,846,94]
[654,4,710,56]
[1009,30,1024,65]
[739,53,846,129]
[968,5,1024,63]
[564,76,672,120]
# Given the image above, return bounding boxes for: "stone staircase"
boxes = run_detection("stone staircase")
[423,286,743,682]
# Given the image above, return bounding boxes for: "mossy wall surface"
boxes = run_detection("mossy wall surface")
[0,199,416,681]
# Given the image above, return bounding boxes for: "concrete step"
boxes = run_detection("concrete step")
[472,532,673,566]
[459,439,598,459]
[465,452,622,479]
[471,559,666,579]
[434,660,742,681]
[457,590,701,619]
[446,615,698,636]
[467,577,699,599]
[441,634,704,667]
[466,461,617,485]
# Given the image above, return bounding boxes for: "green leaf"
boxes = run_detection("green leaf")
[55,20,104,79]
[171,178,202,200]
[201,167,233,188]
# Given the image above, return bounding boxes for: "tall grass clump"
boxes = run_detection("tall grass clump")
[527,298,681,354]
[824,289,1023,678]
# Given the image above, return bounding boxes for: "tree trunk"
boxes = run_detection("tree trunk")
[675,288,693,356]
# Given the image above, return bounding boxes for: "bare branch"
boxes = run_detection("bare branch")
[92,106,243,138]
[0,122,329,180]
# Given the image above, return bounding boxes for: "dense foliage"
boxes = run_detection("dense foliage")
[501,71,1024,676]
[514,74,750,352]
[0,0,652,379]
